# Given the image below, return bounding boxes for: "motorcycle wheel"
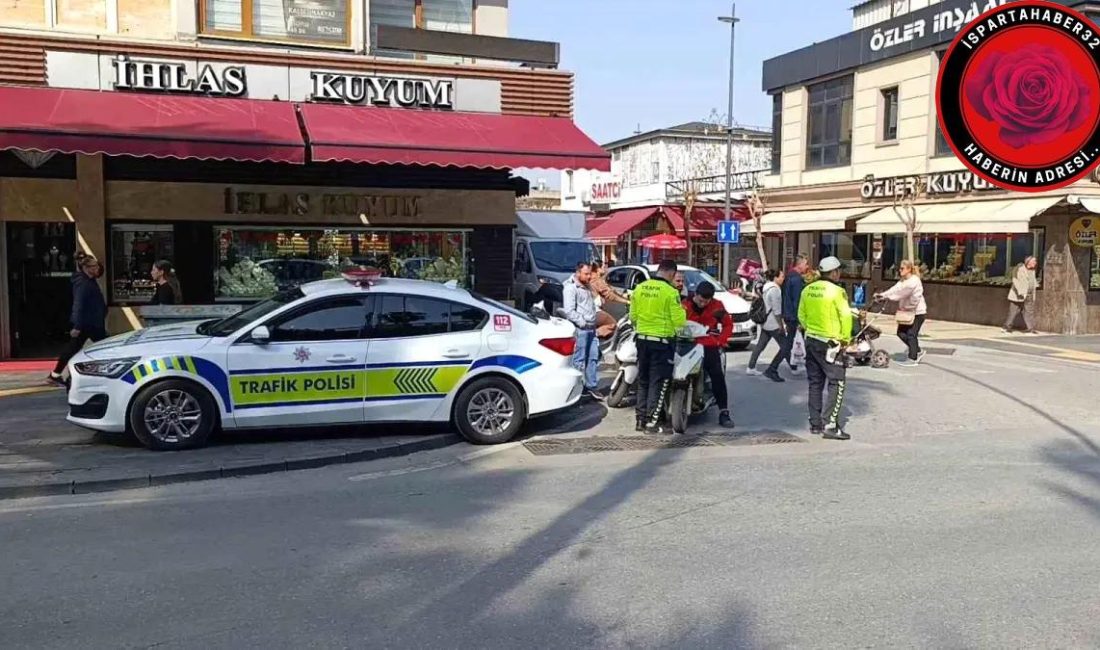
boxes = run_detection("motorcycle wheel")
[669,384,691,434]
[607,370,631,408]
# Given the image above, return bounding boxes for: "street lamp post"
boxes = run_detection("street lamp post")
[719,3,739,286]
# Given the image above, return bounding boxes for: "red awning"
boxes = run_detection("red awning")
[664,205,749,234]
[0,86,305,163]
[586,207,661,244]
[299,103,609,170]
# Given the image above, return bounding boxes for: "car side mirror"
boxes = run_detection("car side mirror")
[530,304,549,320]
[250,325,271,344]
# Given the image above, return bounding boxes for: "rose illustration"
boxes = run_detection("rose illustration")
[965,44,1092,148]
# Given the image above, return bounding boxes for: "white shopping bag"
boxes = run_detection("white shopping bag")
[791,330,807,367]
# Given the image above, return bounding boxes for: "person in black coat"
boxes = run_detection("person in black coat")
[48,255,107,386]
[149,259,182,305]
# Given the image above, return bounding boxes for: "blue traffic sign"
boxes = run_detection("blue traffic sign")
[717,220,740,244]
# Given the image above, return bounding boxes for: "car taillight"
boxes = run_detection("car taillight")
[539,337,576,356]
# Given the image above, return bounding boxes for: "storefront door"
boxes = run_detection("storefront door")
[5,223,77,358]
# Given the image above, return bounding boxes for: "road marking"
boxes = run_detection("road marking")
[0,386,59,399]
[978,337,1100,362]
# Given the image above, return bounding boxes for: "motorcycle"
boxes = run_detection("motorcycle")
[606,316,637,408]
[667,321,716,434]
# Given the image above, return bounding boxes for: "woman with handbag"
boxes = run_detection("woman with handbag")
[875,260,927,367]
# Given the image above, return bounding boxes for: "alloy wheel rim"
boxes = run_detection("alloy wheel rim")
[467,388,515,436]
[143,389,202,444]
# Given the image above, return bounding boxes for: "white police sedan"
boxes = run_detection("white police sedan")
[67,274,584,450]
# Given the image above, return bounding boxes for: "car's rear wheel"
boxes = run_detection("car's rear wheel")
[128,379,217,451]
[454,377,527,445]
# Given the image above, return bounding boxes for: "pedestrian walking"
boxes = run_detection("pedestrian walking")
[1003,256,1039,334]
[47,254,107,386]
[747,268,787,383]
[684,281,735,428]
[149,259,182,305]
[630,259,687,434]
[798,256,854,440]
[781,254,810,376]
[875,260,927,367]
[562,262,603,401]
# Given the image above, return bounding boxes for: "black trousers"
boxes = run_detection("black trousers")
[782,320,800,369]
[702,347,729,411]
[52,327,107,375]
[805,337,847,430]
[635,339,673,424]
[896,315,926,361]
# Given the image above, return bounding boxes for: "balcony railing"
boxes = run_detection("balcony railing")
[665,169,769,201]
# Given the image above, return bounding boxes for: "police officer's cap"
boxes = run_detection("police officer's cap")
[696,281,715,299]
[819,256,842,273]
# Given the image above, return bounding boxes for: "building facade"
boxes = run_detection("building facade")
[559,122,770,277]
[757,0,1100,333]
[0,0,607,359]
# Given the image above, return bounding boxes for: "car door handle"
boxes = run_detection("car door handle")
[326,355,358,363]
[442,349,470,359]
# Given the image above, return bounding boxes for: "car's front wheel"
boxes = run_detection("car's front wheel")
[128,379,217,451]
[454,377,527,445]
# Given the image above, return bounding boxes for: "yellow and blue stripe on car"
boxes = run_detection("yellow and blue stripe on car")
[120,354,542,414]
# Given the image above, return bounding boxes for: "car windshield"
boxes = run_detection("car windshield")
[683,270,727,294]
[197,288,304,337]
[470,291,537,324]
[530,241,598,273]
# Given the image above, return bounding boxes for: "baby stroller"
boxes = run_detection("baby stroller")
[844,299,891,369]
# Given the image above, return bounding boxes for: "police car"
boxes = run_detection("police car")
[66,272,584,450]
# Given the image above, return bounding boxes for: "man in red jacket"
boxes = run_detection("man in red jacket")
[683,281,734,428]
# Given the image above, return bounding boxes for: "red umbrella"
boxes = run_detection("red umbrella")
[637,234,688,250]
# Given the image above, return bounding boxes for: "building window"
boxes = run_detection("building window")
[770,93,782,174]
[213,227,468,301]
[881,87,899,141]
[882,229,1045,286]
[110,224,177,304]
[202,0,351,46]
[370,0,473,32]
[565,170,575,197]
[806,76,854,169]
[652,160,660,183]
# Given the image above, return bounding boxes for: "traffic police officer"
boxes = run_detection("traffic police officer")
[798,256,854,440]
[629,259,687,433]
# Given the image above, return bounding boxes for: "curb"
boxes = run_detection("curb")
[0,434,463,501]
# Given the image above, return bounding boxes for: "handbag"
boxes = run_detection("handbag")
[895,309,916,326]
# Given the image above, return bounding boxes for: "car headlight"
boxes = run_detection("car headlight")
[73,357,141,378]
[537,275,562,286]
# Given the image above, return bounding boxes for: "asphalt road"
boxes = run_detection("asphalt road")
[4,340,1100,648]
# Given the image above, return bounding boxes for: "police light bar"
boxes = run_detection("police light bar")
[342,268,383,287]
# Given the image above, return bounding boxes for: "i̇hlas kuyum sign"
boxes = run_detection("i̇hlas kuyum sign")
[111,55,454,109]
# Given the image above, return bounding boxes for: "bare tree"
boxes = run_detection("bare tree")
[746,191,769,270]
[890,176,925,262]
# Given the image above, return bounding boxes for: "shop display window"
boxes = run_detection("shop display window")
[110,225,175,304]
[820,232,871,279]
[214,227,468,301]
[1089,245,1100,290]
[883,229,1044,286]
